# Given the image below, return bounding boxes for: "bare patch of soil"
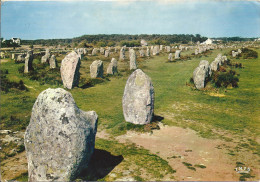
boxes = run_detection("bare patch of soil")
[116,124,259,181]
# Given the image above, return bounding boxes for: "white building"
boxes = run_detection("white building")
[11,38,21,45]
[201,38,213,45]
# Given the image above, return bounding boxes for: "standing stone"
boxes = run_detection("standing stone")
[160,45,163,51]
[122,69,154,125]
[129,49,137,70]
[139,49,145,58]
[195,49,198,55]
[193,60,210,89]
[100,48,105,55]
[105,50,110,57]
[175,50,181,60]
[166,46,171,53]
[146,47,150,57]
[107,58,118,75]
[16,54,26,63]
[90,60,103,78]
[50,55,57,69]
[92,48,98,56]
[238,49,242,54]
[83,48,88,55]
[24,51,34,73]
[119,47,126,61]
[41,49,51,64]
[168,53,173,61]
[60,51,81,89]
[24,88,98,181]
[153,45,160,56]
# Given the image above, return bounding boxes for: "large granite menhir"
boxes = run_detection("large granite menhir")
[60,51,81,89]
[122,69,154,125]
[24,88,98,181]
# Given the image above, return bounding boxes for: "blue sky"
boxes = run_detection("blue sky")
[1,0,260,40]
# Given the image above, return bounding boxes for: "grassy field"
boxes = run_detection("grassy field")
[1,47,259,180]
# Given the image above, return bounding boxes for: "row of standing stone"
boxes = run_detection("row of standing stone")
[24,68,154,181]
[193,53,229,89]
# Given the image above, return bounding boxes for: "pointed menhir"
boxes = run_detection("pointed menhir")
[24,88,98,181]
[60,51,81,89]
[122,69,154,125]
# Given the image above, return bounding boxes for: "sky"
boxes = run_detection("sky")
[1,0,260,40]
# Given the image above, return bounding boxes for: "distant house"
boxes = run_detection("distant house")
[201,38,213,45]
[11,37,21,45]
[255,38,260,41]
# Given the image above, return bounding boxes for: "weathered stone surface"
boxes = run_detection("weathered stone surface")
[24,88,98,181]
[105,50,110,57]
[100,48,105,55]
[238,49,242,54]
[153,45,160,56]
[41,49,51,63]
[92,48,98,56]
[232,51,238,57]
[168,53,173,61]
[60,51,81,89]
[139,49,145,57]
[160,45,163,51]
[122,69,154,125]
[107,58,118,75]
[119,47,126,61]
[24,51,34,73]
[195,49,198,55]
[129,49,137,70]
[193,60,210,89]
[90,60,103,78]
[175,50,181,59]
[50,55,57,69]
[16,54,26,63]
[165,46,171,53]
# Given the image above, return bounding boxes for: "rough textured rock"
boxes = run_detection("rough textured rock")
[41,49,51,64]
[168,53,173,61]
[195,49,198,55]
[175,50,181,59]
[129,49,137,70]
[24,88,98,181]
[92,48,98,56]
[193,60,210,89]
[105,50,110,57]
[119,47,126,61]
[107,58,118,75]
[122,69,154,125]
[50,55,57,69]
[160,45,163,51]
[139,49,145,58]
[60,51,81,89]
[16,54,26,63]
[146,47,150,57]
[100,48,105,55]
[24,51,34,73]
[90,60,103,78]
[166,46,171,53]
[153,45,160,56]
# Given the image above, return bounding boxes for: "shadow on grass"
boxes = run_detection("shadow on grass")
[152,114,164,122]
[78,149,124,181]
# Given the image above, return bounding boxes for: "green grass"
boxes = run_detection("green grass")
[1,47,260,181]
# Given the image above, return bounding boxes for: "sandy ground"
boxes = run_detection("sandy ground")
[1,124,259,181]
[116,124,258,181]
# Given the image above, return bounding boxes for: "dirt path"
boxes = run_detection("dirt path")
[116,124,257,181]
[1,151,27,181]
